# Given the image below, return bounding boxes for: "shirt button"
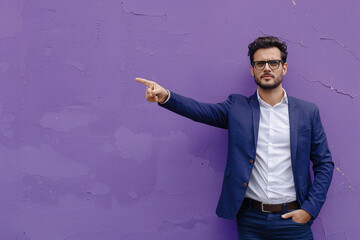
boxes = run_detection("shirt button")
[250,159,254,164]
[243,182,248,187]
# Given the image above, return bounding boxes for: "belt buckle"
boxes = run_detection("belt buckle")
[261,203,272,213]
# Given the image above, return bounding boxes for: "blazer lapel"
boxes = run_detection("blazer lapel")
[288,96,299,166]
[249,92,260,149]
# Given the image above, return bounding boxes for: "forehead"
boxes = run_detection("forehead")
[253,47,281,61]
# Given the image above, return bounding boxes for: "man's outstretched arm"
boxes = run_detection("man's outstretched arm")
[135,77,234,129]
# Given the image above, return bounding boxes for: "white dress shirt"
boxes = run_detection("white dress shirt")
[244,89,297,204]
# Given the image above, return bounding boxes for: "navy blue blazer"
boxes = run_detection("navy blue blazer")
[160,91,334,220]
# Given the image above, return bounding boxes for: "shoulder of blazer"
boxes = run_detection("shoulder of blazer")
[226,93,251,107]
[228,93,249,101]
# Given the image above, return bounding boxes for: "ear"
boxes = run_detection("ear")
[250,65,255,76]
[282,62,288,75]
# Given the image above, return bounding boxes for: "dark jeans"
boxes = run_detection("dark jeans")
[236,205,314,240]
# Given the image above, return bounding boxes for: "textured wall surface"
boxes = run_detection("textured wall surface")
[0,0,359,239]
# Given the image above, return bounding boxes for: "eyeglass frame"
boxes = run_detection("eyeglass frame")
[251,59,285,70]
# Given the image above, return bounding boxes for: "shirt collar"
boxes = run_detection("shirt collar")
[257,89,288,108]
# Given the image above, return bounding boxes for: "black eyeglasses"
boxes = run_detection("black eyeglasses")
[251,60,285,70]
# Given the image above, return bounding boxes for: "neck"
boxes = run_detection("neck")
[257,86,284,106]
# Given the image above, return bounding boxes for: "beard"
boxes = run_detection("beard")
[254,74,283,90]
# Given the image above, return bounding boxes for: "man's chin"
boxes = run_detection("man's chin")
[255,78,281,90]
[257,82,281,90]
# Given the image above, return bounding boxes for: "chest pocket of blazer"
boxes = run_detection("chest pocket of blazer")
[297,125,311,153]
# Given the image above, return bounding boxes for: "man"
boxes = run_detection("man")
[136,36,334,240]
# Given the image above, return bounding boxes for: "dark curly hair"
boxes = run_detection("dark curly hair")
[248,36,288,64]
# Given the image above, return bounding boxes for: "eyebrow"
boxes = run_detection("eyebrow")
[253,59,282,61]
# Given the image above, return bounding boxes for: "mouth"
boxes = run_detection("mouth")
[261,74,274,79]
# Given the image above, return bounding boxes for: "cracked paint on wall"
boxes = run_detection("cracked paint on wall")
[0,0,359,239]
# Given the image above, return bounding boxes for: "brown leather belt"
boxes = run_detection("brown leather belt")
[242,198,299,213]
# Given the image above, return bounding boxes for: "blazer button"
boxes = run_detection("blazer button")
[250,159,254,164]
[243,182,248,187]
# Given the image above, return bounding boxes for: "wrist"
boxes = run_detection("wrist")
[159,90,171,104]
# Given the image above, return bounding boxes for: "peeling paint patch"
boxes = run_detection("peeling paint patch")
[114,126,152,162]
[155,131,221,195]
[0,144,89,178]
[89,182,110,195]
[136,44,155,56]
[39,106,99,132]
[158,217,209,233]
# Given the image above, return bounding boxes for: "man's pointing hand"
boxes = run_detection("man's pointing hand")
[135,78,169,103]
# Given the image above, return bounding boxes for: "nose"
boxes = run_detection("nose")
[263,62,271,71]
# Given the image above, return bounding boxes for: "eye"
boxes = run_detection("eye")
[268,60,279,68]
[255,61,266,68]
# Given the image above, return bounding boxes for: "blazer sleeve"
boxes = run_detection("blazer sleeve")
[301,106,334,219]
[158,91,235,129]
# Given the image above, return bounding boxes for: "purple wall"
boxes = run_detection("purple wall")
[0,0,359,239]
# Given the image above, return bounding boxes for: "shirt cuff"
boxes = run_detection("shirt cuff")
[159,90,171,104]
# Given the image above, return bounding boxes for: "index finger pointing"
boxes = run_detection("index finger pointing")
[135,77,153,87]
